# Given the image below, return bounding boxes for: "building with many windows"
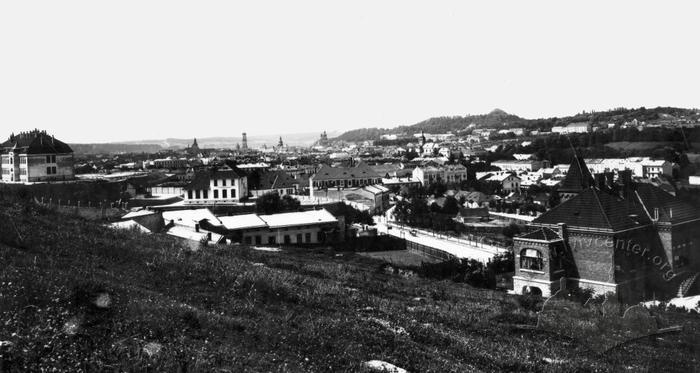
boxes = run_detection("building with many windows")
[1,130,74,183]
[412,164,468,186]
[309,163,382,197]
[184,166,248,204]
[219,209,341,245]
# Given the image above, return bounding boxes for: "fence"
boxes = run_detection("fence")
[383,220,509,253]
[34,197,126,221]
[406,240,458,262]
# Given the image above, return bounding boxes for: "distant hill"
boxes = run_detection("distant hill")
[334,107,700,142]
[69,143,165,154]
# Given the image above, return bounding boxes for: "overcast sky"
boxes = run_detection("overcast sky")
[1,1,699,143]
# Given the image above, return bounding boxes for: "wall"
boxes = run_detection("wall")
[25,153,74,182]
[239,223,337,245]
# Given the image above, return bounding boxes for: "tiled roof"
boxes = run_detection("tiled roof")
[633,183,699,224]
[311,163,380,181]
[184,168,244,191]
[254,171,298,190]
[533,187,650,231]
[518,227,561,241]
[1,130,73,154]
[558,156,594,192]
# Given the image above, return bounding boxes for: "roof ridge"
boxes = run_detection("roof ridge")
[591,188,614,230]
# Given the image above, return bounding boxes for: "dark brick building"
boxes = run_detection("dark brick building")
[513,157,700,301]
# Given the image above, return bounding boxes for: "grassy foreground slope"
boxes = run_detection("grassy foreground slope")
[0,201,699,372]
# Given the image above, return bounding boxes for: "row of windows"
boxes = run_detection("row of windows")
[187,189,237,200]
[46,166,57,175]
[315,178,379,188]
[243,232,322,245]
[213,179,234,187]
[46,155,56,163]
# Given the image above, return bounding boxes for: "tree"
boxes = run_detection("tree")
[255,192,300,215]
[441,196,460,215]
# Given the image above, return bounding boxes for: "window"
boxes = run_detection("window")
[222,190,227,199]
[284,235,291,244]
[520,248,544,271]
[296,233,302,243]
[213,179,218,186]
[255,235,262,245]
[46,155,51,163]
[244,236,252,245]
[195,190,201,199]
[221,179,227,186]
[268,236,276,244]
[305,233,311,243]
[19,157,26,164]
[317,231,324,242]
[203,190,208,199]
[214,190,219,198]
[188,190,193,199]
[231,189,236,198]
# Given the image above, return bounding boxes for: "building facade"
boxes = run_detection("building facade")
[412,164,468,186]
[184,167,248,204]
[1,130,74,183]
[219,209,341,245]
[513,157,700,301]
[309,163,382,197]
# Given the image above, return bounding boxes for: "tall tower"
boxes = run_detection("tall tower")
[278,136,284,148]
[242,132,248,151]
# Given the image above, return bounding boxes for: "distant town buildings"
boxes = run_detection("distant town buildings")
[1,130,75,182]
[551,122,591,134]
[412,164,468,186]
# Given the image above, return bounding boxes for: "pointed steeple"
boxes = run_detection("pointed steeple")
[558,154,594,202]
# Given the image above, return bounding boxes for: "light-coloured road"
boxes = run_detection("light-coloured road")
[374,219,507,263]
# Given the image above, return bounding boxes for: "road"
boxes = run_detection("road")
[374,219,507,263]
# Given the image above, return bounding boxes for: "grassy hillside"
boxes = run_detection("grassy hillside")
[1,200,699,372]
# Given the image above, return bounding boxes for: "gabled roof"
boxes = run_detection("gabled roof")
[517,227,561,241]
[253,170,298,190]
[558,155,594,192]
[633,183,699,224]
[311,163,380,181]
[533,187,650,232]
[258,209,338,229]
[1,130,73,154]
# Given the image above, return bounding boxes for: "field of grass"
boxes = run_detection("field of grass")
[1,200,699,372]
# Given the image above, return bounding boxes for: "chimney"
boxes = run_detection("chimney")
[557,222,567,241]
[594,173,606,190]
[604,171,614,188]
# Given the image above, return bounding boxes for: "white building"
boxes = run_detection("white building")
[1,130,75,183]
[492,159,550,172]
[412,164,468,186]
[219,209,340,245]
[552,122,591,134]
[184,166,248,204]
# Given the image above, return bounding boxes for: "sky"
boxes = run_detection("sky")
[1,1,699,143]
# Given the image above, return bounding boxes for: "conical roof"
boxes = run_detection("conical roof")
[558,155,594,193]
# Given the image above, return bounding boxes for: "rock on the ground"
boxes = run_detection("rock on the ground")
[363,360,408,373]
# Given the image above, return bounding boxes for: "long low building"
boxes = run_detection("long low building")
[219,208,341,245]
